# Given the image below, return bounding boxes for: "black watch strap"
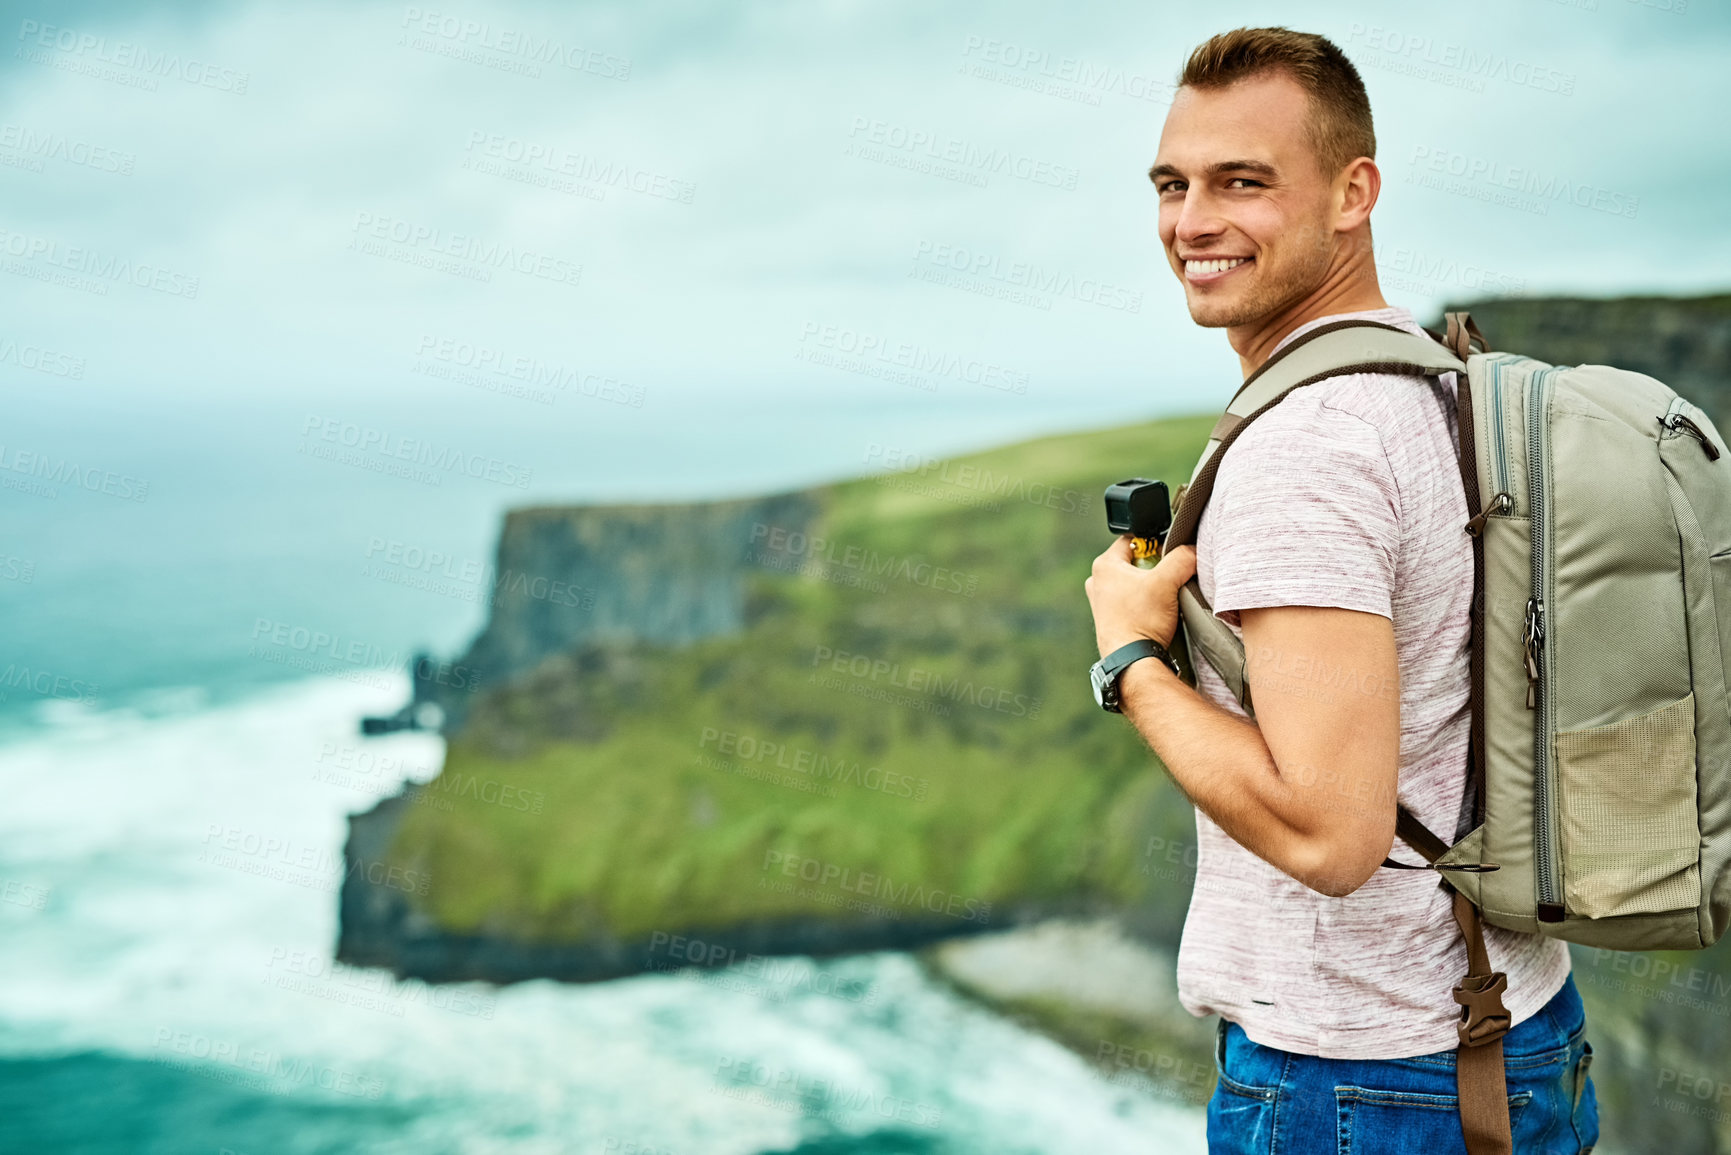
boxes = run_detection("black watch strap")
[1095,637,1180,712]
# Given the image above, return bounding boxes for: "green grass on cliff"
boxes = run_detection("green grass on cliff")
[382,412,1217,944]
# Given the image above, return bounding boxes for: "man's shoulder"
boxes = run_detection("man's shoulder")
[1209,374,1403,519]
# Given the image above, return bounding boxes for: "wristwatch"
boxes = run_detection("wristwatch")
[1090,637,1182,713]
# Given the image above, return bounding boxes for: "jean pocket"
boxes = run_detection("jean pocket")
[1208,1021,1279,1155]
[1207,1077,1276,1155]
[1336,1085,1533,1155]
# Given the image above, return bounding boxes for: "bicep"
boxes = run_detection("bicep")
[1238,604,1400,847]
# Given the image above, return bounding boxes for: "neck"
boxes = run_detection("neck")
[1227,237,1389,378]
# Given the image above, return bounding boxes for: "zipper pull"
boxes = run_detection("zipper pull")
[1674,414,1722,461]
[1661,410,1722,461]
[1464,492,1513,537]
[1522,598,1543,710]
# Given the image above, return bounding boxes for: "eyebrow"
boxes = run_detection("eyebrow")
[1147,159,1279,184]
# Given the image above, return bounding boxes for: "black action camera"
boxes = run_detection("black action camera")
[1103,478,1172,560]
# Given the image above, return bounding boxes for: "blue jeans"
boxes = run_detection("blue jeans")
[1206,973,1599,1154]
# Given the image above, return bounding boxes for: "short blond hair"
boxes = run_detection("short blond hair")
[1179,27,1375,177]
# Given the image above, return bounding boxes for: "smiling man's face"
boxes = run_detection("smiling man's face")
[1150,70,1346,329]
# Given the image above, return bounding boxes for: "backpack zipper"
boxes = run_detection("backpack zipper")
[1529,366,1564,922]
[1490,358,1510,497]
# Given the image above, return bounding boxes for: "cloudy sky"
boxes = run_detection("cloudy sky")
[3,0,1728,501]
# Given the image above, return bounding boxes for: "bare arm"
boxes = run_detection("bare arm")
[1085,539,1400,896]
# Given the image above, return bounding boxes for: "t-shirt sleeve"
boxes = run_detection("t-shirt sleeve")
[1205,395,1400,625]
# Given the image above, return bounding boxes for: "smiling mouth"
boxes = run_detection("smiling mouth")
[1184,257,1252,283]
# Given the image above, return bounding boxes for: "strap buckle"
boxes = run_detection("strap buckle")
[1453,971,1511,1048]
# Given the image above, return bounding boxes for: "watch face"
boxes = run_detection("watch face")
[1089,661,1108,709]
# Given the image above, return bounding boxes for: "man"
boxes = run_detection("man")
[1082,28,1599,1154]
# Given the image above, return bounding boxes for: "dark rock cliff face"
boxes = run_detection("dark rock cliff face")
[407,488,821,734]
[1452,293,1731,426]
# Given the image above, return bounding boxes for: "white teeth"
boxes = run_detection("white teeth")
[1186,257,1248,275]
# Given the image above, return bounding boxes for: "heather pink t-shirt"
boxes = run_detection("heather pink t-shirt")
[1177,305,1572,1060]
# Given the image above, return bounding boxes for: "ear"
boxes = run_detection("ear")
[1336,156,1381,233]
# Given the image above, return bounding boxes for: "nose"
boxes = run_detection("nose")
[1171,187,1226,250]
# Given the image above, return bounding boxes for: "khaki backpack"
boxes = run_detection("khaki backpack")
[1163,312,1731,1155]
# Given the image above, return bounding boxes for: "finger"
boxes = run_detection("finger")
[1093,536,1131,570]
[1156,543,1198,585]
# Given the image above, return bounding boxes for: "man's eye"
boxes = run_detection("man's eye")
[1157,181,1185,194]
[1227,178,1264,188]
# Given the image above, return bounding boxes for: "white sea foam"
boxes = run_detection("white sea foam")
[0,672,1205,1152]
